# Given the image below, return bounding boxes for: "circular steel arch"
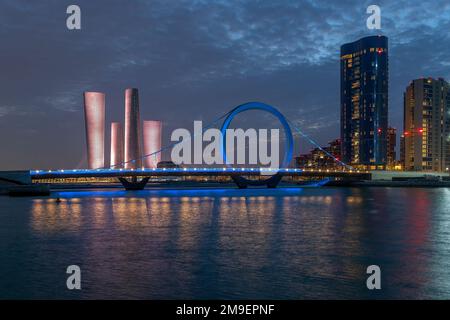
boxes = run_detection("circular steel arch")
[220,102,294,187]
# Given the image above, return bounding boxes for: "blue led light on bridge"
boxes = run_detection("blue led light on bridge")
[30,167,304,176]
[28,167,366,178]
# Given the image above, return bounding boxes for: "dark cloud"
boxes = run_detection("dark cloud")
[1,0,449,169]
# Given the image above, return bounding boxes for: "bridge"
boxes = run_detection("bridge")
[4,102,368,192]
[30,167,371,190]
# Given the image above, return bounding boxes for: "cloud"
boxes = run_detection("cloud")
[0,106,17,117]
[0,105,42,117]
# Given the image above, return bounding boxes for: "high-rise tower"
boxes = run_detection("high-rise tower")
[83,92,105,169]
[387,127,397,169]
[143,120,162,168]
[110,122,123,169]
[403,78,450,172]
[124,88,142,169]
[340,35,389,168]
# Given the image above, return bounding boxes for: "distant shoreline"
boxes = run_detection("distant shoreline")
[327,180,450,188]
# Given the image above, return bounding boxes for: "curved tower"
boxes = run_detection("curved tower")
[110,122,124,169]
[83,92,105,169]
[143,120,162,168]
[124,88,142,169]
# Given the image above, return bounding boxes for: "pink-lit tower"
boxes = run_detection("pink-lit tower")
[110,122,124,169]
[83,92,105,169]
[124,88,142,169]
[143,120,162,168]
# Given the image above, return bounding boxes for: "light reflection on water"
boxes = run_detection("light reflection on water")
[1,187,450,299]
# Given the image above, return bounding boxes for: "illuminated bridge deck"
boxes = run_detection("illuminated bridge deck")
[30,167,371,179]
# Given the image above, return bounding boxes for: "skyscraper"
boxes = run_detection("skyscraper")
[143,120,162,168]
[110,122,123,169]
[400,134,405,169]
[124,88,142,169]
[387,127,397,168]
[83,92,105,169]
[403,78,450,172]
[340,35,389,168]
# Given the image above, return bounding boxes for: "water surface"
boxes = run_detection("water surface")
[1,187,450,299]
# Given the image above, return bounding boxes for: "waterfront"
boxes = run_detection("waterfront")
[1,187,450,299]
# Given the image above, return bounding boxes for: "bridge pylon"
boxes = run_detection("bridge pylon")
[230,173,283,189]
[118,177,150,190]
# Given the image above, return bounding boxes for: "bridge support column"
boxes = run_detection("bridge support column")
[266,174,283,188]
[118,177,150,191]
[230,173,282,189]
[230,176,248,189]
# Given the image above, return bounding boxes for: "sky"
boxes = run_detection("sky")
[1,0,450,170]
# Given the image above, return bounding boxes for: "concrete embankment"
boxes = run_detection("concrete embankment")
[0,171,50,196]
[327,170,450,188]
[327,180,450,188]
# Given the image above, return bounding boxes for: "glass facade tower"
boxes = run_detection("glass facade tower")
[340,35,389,168]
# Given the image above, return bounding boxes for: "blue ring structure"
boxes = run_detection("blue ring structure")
[220,102,294,188]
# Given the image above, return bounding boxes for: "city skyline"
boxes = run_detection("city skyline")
[1,1,450,170]
[2,1,450,304]
[58,36,450,173]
